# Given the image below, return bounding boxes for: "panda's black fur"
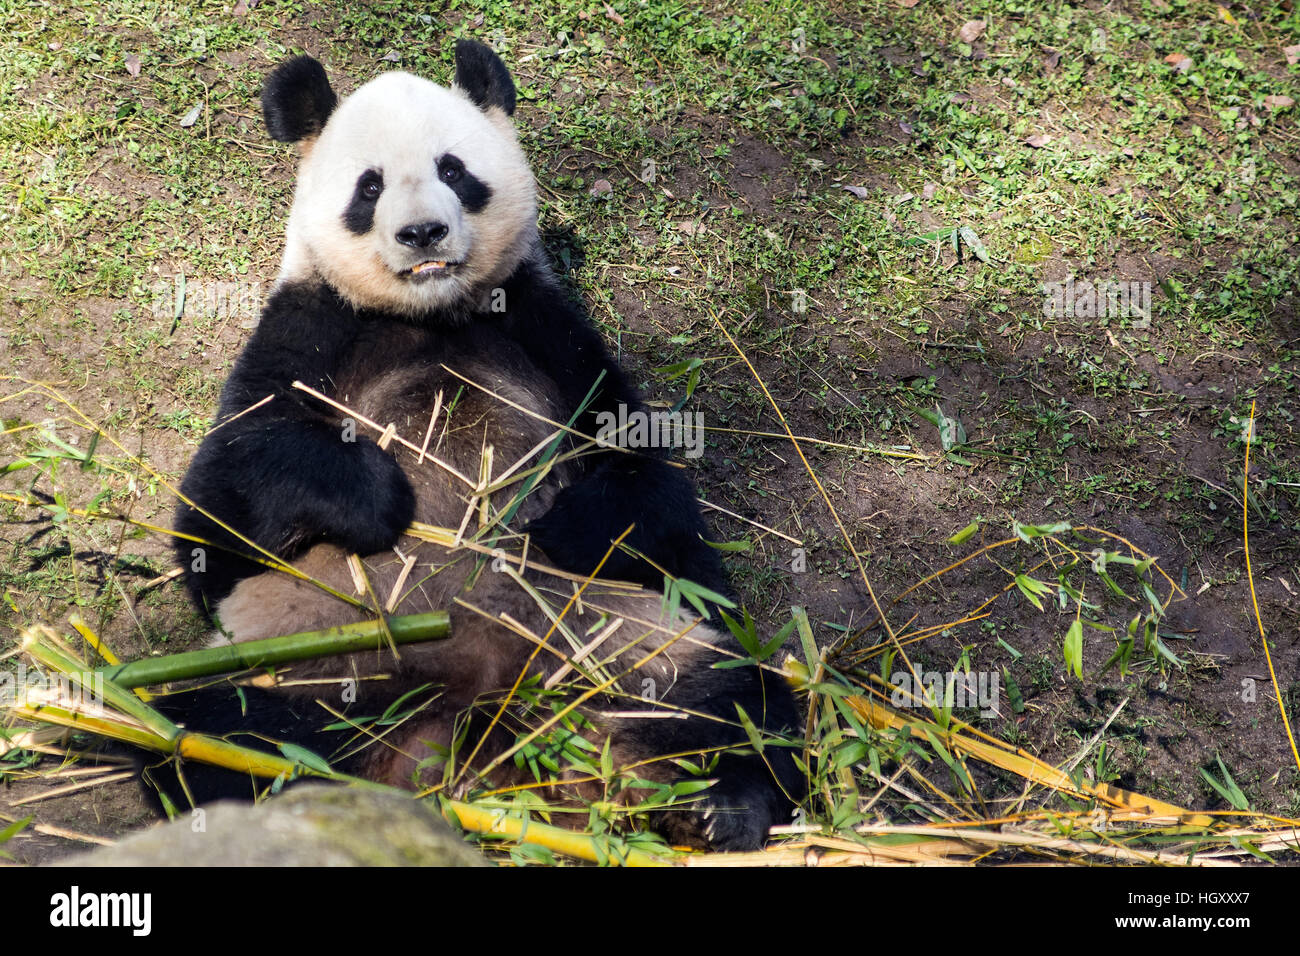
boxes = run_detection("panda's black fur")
[156,40,802,851]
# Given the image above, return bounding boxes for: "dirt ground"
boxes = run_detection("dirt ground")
[2,2,1299,864]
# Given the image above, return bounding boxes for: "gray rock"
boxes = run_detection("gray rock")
[56,785,488,867]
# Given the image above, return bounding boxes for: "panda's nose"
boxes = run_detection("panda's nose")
[396,221,449,249]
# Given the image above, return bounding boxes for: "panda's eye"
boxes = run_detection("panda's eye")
[439,158,463,184]
[356,171,383,202]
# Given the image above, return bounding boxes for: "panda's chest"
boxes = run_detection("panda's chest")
[331,325,573,526]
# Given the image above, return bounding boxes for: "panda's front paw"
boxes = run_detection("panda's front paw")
[330,443,416,555]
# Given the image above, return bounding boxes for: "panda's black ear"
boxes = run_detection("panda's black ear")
[262,55,337,143]
[453,39,516,116]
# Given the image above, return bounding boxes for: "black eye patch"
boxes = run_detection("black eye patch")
[342,169,383,235]
[437,153,492,213]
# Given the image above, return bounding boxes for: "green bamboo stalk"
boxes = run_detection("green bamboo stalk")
[15,627,372,785]
[97,612,450,688]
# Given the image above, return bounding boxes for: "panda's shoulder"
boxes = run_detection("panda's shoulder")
[488,260,639,412]
[250,280,359,341]
[497,260,598,343]
[218,280,363,410]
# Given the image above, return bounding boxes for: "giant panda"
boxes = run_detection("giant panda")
[162,39,802,851]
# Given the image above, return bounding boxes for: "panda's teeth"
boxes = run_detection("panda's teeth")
[411,260,448,274]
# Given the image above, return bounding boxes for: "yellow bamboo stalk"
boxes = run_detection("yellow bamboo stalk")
[70,613,154,701]
[441,799,674,867]
[7,702,163,750]
[1242,400,1300,774]
[850,823,1234,866]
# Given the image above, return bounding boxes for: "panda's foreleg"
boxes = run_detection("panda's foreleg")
[525,453,729,604]
[177,416,415,604]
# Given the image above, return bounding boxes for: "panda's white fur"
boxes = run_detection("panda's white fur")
[279,72,537,316]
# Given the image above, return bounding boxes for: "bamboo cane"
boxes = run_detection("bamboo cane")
[97,612,450,688]
[441,799,673,867]
[11,624,678,866]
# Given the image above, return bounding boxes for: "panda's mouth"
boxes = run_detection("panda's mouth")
[405,259,461,281]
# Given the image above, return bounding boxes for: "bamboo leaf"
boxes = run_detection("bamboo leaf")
[278,743,333,774]
[704,538,751,552]
[0,814,32,845]
[1063,619,1084,679]
[958,225,991,264]
[734,703,765,754]
[1014,573,1052,611]
[949,520,979,545]
[1005,669,1025,714]
[1201,756,1250,811]
[675,578,734,621]
[902,226,957,247]
[1013,520,1072,542]
[719,608,759,656]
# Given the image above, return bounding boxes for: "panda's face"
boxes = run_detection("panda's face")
[278,65,536,317]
